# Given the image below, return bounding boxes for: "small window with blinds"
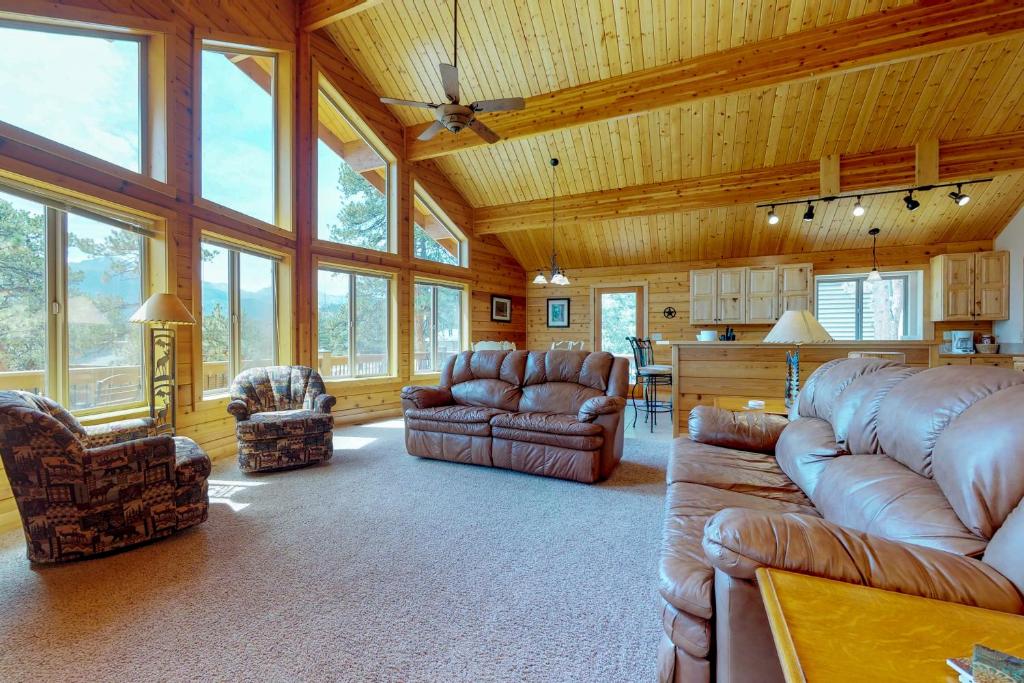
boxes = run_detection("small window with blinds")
[815,271,923,341]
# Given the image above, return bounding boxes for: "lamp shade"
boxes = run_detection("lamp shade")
[129,293,196,325]
[763,310,833,344]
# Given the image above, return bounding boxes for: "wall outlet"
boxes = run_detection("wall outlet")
[651,332,663,341]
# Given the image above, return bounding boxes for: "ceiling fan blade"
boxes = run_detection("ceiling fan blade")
[471,97,525,113]
[380,97,437,109]
[468,118,500,144]
[417,120,447,141]
[440,63,459,103]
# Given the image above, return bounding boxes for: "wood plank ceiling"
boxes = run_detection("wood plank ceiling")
[323,0,1024,270]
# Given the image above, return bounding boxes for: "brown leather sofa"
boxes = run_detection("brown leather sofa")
[400,350,628,483]
[658,358,1024,682]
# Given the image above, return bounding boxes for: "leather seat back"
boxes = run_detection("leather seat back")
[519,351,619,415]
[442,350,527,411]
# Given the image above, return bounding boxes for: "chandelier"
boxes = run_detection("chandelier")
[533,158,569,286]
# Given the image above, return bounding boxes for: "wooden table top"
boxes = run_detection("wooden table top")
[757,568,1024,683]
[713,396,789,415]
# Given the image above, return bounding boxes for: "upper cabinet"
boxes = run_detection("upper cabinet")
[930,251,1009,321]
[690,264,812,325]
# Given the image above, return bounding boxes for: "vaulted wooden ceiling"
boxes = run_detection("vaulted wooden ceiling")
[319,0,1024,270]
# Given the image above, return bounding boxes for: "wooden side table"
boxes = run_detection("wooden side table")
[713,396,789,415]
[757,568,1024,682]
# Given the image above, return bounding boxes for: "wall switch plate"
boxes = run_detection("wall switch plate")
[651,332,663,341]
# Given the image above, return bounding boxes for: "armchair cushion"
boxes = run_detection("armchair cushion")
[577,395,626,422]
[400,386,454,410]
[703,508,1024,614]
[82,435,176,472]
[235,409,333,441]
[687,406,788,455]
[83,417,157,448]
[229,365,331,416]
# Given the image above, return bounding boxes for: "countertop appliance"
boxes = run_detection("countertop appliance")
[950,330,975,355]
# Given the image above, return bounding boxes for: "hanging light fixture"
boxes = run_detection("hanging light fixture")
[948,183,971,206]
[852,196,865,217]
[537,158,570,286]
[767,206,780,225]
[867,227,882,283]
[802,201,815,222]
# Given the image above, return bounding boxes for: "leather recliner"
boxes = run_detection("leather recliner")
[400,350,629,483]
[657,358,1024,682]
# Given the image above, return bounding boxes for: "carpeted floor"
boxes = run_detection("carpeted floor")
[0,417,667,682]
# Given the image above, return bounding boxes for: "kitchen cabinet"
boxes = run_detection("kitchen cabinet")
[930,251,1009,321]
[778,264,814,313]
[689,263,812,325]
[716,268,747,324]
[747,266,779,323]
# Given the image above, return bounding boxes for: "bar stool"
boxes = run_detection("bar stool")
[627,336,673,432]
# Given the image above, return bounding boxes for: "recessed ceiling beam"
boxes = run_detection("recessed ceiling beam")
[301,0,382,32]
[406,0,1024,161]
[473,131,1024,235]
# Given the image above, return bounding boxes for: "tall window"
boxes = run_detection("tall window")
[201,44,277,224]
[0,22,143,172]
[0,188,147,412]
[316,86,390,251]
[200,241,278,397]
[414,282,464,373]
[413,188,465,266]
[316,267,392,379]
[816,272,923,341]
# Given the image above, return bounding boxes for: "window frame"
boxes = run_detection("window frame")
[314,262,397,382]
[411,183,468,268]
[194,33,294,232]
[815,270,923,341]
[313,73,398,255]
[0,8,172,188]
[411,277,469,377]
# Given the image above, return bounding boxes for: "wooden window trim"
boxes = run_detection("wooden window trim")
[410,277,469,378]
[411,181,469,269]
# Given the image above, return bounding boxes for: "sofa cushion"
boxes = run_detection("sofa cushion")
[669,438,810,506]
[405,405,505,424]
[491,426,602,450]
[812,453,987,556]
[236,410,332,441]
[659,482,817,620]
[407,419,492,437]
[775,417,847,498]
[806,358,899,424]
[831,366,918,449]
[490,411,602,436]
[450,378,522,412]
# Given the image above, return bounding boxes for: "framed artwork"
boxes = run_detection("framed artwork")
[546,298,571,328]
[491,295,512,322]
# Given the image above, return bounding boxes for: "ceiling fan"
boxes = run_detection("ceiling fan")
[379,0,525,143]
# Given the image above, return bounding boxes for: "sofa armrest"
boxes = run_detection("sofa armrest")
[227,400,251,422]
[578,396,626,422]
[400,386,453,410]
[703,508,1024,613]
[314,393,337,414]
[82,417,158,448]
[688,405,788,455]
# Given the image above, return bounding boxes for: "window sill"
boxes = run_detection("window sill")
[410,372,443,383]
[323,375,401,388]
[77,405,151,426]
[193,198,294,239]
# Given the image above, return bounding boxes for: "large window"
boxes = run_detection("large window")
[200,241,278,397]
[414,282,465,373]
[816,272,923,341]
[413,188,465,266]
[316,267,392,379]
[0,188,147,412]
[0,22,143,172]
[200,44,279,224]
[316,86,390,251]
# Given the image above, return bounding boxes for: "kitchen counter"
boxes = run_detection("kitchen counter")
[937,342,1024,358]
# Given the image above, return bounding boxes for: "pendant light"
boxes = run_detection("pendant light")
[538,158,569,286]
[867,227,882,283]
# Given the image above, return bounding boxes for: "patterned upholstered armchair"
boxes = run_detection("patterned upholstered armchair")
[0,391,210,563]
[227,365,336,473]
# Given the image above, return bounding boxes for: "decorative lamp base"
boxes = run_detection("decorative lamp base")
[785,348,800,409]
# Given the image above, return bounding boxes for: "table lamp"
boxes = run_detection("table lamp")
[130,293,196,432]
[764,310,833,408]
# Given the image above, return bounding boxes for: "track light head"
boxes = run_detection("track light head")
[903,191,920,211]
[852,197,865,217]
[802,202,815,222]
[767,206,780,225]
[948,184,970,206]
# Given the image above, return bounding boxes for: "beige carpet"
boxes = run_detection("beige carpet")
[0,418,667,682]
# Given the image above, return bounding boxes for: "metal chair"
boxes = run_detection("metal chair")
[627,336,673,432]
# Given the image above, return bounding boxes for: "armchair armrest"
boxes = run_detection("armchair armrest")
[400,386,453,410]
[703,508,1024,614]
[83,417,157,448]
[82,435,177,473]
[314,393,336,414]
[688,405,788,455]
[227,400,251,422]
[578,396,626,422]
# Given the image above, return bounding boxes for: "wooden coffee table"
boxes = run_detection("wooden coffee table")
[713,396,789,415]
[757,568,1024,682]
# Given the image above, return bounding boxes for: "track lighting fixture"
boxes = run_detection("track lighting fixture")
[867,227,882,283]
[903,191,920,211]
[852,197,865,217]
[802,202,815,222]
[948,184,971,206]
[767,206,780,225]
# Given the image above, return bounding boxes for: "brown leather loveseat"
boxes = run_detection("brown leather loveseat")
[658,358,1024,683]
[401,350,629,483]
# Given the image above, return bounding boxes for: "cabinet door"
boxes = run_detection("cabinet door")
[974,251,1009,320]
[942,253,976,321]
[689,269,717,325]
[778,264,813,313]
[746,266,778,323]
[716,267,747,323]
[971,357,1012,368]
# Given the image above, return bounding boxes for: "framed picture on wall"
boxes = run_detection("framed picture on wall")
[490,295,512,322]
[547,298,571,328]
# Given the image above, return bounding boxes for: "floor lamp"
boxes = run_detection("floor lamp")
[763,310,833,409]
[130,293,196,434]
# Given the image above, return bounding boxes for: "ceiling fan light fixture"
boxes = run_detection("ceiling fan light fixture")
[802,202,815,222]
[903,191,920,211]
[767,206,780,225]
[852,197,865,217]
